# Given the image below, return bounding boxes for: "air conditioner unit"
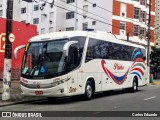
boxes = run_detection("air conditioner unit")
[49,20,52,23]
[83,15,87,18]
[120,30,126,36]
[40,5,44,10]
[0,4,2,7]
[50,4,53,8]
[121,11,126,17]
[50,1,54,8]
[140,34,144,39]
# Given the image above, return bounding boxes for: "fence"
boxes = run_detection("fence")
[0,67,21,80]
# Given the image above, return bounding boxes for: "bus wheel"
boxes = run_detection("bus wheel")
[131,78,138,92]
[84,81,94,100]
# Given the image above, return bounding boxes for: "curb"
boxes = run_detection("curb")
[151,81,160,85]
[0,98,46,107]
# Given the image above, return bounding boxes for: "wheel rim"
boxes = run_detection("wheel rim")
[86,84,92,98]
[133,81,137,91]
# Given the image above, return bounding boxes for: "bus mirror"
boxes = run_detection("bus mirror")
[63,41,78,57]
[14,45,26,60]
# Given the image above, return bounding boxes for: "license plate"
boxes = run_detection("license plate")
[35,91,43,95]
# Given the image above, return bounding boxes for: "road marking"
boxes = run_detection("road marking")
[92,112,101,114]
[144,96,156,101]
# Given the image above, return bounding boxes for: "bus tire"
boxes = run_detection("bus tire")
[84,81,94,100]
[131,78,138,92]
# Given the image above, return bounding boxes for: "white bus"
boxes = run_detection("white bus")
[14,31,148,100]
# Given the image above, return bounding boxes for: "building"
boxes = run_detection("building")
[0,0,156,45]
[0,18,37,79]
[155,0,160,48]
[112,0,155,46]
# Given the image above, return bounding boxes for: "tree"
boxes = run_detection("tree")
[150,47,160,78]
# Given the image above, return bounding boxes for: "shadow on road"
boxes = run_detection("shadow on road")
[27,89,145,105]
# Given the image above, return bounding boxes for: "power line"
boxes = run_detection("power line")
[56,0,154,40]
[28,0,154,40]
[54,1,136,36]
[85,0,149,26]
[59,0,112,23]
[85,0,112,14]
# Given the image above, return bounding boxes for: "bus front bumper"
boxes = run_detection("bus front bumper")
[21,84,68,97]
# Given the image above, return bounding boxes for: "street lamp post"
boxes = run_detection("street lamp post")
[147,0,151,67]
[146,0,151,83]
[2,0,13,101]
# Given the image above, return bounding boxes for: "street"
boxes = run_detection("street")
[0,84,160,120]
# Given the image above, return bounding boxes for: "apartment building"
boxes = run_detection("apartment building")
[0,0,156,45]
[155,0,160,48]
[112,0,155,46]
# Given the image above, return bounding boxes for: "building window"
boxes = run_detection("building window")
[41,14,46,22]
[49,27,53,33]
[66,11,74,19]
[92,21,96,25]
[41,28,45,34]
[134,7,139,19]
[34,5,39,11]
[134,25,139,36]
[83,5,88,16]
[33,18,39,24]
[67,0,75,4]
[120,22,126,30]
[140,27,145,38]
[66,27,74,31]
[134,0,139,1]
[0,10,2,16]
[120,3,126,17]
[82,22,88,31]
[141,0,145,5]
[49,12,54,20]
[21,7,26,14]
[141,11,145,22]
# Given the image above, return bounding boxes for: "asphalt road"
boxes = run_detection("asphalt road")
[1,84,160,120]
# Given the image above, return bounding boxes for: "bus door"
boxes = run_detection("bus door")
[66,46,79,96]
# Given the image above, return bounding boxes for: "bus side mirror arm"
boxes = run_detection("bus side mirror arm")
[63,41,78,57]
[14,45,26,60]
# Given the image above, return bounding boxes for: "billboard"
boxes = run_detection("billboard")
[0,18,37,79]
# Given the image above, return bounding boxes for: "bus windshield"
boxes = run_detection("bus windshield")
[22,39,68,79]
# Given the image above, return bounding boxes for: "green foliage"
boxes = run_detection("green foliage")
[150,47,160,67]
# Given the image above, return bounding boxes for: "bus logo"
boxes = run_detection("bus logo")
[36,83,40,89]
[114,63,124,70]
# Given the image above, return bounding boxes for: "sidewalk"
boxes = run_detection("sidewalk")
[151,78,160,85]
[0,80,46,107]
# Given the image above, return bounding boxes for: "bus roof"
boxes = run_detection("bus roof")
[29,31,145,49]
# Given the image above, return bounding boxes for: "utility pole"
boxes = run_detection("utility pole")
[75,0,78,30]
[2,0,13,101]
[147,0,151,82]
